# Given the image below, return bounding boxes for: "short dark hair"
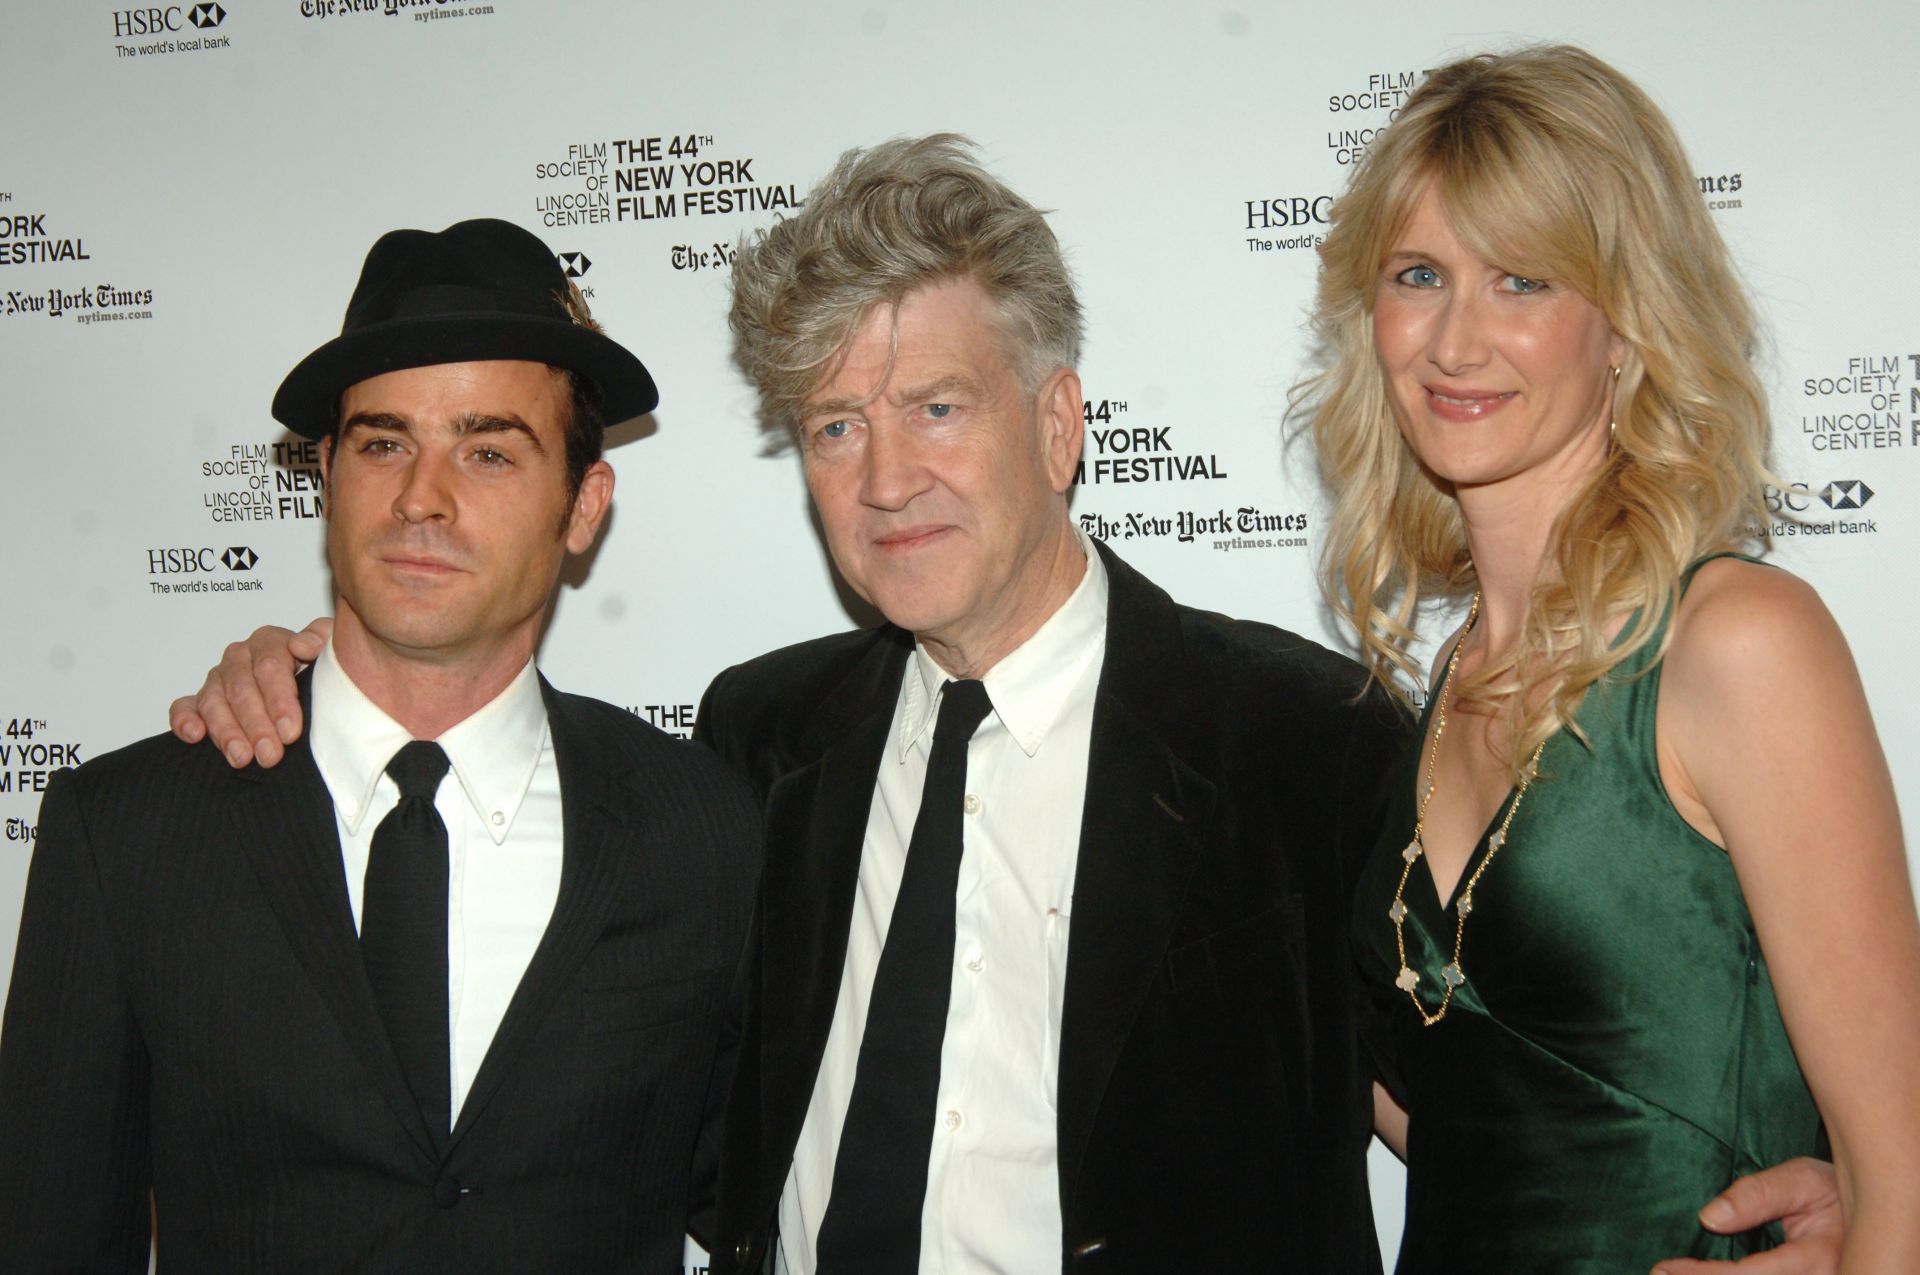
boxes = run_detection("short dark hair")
[556,368,606,501]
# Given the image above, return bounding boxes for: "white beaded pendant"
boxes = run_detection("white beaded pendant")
[1401,839,1422,864]
[1395,967,1420,991]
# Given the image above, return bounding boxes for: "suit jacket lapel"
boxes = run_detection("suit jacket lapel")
[449,679,638,1150]
[1055,543,1217,1209]
[228,708,440,1164]
[754,633,908,1203]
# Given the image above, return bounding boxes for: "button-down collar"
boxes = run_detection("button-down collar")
[310,640,548,845]
[898,529,1109,763]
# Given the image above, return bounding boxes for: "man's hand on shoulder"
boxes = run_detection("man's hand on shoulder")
[168,618,332,768]
[1651,1157,1842,1274]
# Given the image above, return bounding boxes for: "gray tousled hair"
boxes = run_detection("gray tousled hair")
[728,133,1083,440]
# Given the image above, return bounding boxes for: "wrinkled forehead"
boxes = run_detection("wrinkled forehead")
[801,281,1027,416]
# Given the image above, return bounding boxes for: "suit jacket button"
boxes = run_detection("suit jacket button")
[433,1176,462,1210]
[1072,1237,1107,1260]
[735,1236,753,1263]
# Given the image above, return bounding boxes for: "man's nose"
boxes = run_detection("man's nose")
[858,423,931,511]
[393,449,454,523]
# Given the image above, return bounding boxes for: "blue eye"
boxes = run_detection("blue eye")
[1504,274,1548,294]
[1396,265,1442,288]
[818,420,850,441]
[925,403,952,419]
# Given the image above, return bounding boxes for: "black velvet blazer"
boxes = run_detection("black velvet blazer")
[697,541,1409,1274]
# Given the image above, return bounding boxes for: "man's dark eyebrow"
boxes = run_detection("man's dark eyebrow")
[338,410,547,455]
[453,412,546,454]
[341,411,410,437]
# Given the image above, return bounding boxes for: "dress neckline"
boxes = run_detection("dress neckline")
[1407,646,1524,913]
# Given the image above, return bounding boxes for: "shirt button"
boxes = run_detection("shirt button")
[943,1109,963,1131]
[964,947,984,973]
[963,793,981,815]
[490,811,505,826]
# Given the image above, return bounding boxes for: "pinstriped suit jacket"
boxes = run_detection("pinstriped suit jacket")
[0,677,759,1274]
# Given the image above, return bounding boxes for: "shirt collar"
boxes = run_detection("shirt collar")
[898,528,1110,762]
[310,639,549,845]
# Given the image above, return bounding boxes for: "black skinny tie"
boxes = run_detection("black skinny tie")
[815,678,995,1273]
[361,739,453,1147]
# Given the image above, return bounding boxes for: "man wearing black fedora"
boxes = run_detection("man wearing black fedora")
[0,218,760,1272]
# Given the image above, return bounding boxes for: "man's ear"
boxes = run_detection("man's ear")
[1037,367,1084,495]
[564,460,615,554]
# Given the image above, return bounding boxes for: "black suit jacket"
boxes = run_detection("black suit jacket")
[0,679,760,1274]
[697,541,1409,1273]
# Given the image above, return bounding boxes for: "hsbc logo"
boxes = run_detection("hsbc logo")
[1819,479,1873,511]
[112,4,226,37]
[113,8,180,35]
[1766,480,1879,515]
[557,252,592,279]
[1245,196,1333,230]
[148,546,259,575]
[1761,478,1882,540]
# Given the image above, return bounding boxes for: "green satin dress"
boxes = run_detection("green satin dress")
[1354,570,1822,1272]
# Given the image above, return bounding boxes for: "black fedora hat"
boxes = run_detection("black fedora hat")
[272,218,658,439]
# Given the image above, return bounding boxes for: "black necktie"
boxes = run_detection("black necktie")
[361,739,453,1147]
[816,678,995,1273]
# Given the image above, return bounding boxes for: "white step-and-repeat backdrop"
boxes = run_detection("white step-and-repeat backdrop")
[3,0,1916,1265]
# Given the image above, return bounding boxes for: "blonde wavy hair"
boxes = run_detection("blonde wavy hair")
[1301,44,1771,778]
[728,133,1083,443]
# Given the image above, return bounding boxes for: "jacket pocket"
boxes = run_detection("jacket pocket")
[582,970,718,1035]
[1163,894,1304,996]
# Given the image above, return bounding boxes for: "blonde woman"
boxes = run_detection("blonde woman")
[1307,46,1920,1272]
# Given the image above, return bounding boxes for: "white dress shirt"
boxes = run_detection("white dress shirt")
[778,533,1110,1275]
[309,640,564,1123]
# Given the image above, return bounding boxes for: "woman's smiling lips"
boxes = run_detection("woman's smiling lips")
[1424,383,1518,422]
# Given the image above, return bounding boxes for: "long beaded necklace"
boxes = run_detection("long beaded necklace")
[1389,593,1548,1027]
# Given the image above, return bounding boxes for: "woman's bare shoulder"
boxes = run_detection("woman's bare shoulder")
[1666,557,1849,694]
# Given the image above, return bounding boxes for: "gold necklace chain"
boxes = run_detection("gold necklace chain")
[1389,593,1548,1027]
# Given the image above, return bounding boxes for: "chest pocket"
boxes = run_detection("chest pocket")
[579,971,718,1070]
[1164,895,1303,996]
[583,971,717,1033]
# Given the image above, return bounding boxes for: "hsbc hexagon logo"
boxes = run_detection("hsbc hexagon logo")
[557,252,592,279]
[1819,480,1873,511]
[187,3,225,28]
[221,546,258,571]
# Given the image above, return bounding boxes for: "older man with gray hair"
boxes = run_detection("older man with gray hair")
[696,134,1402,1273]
